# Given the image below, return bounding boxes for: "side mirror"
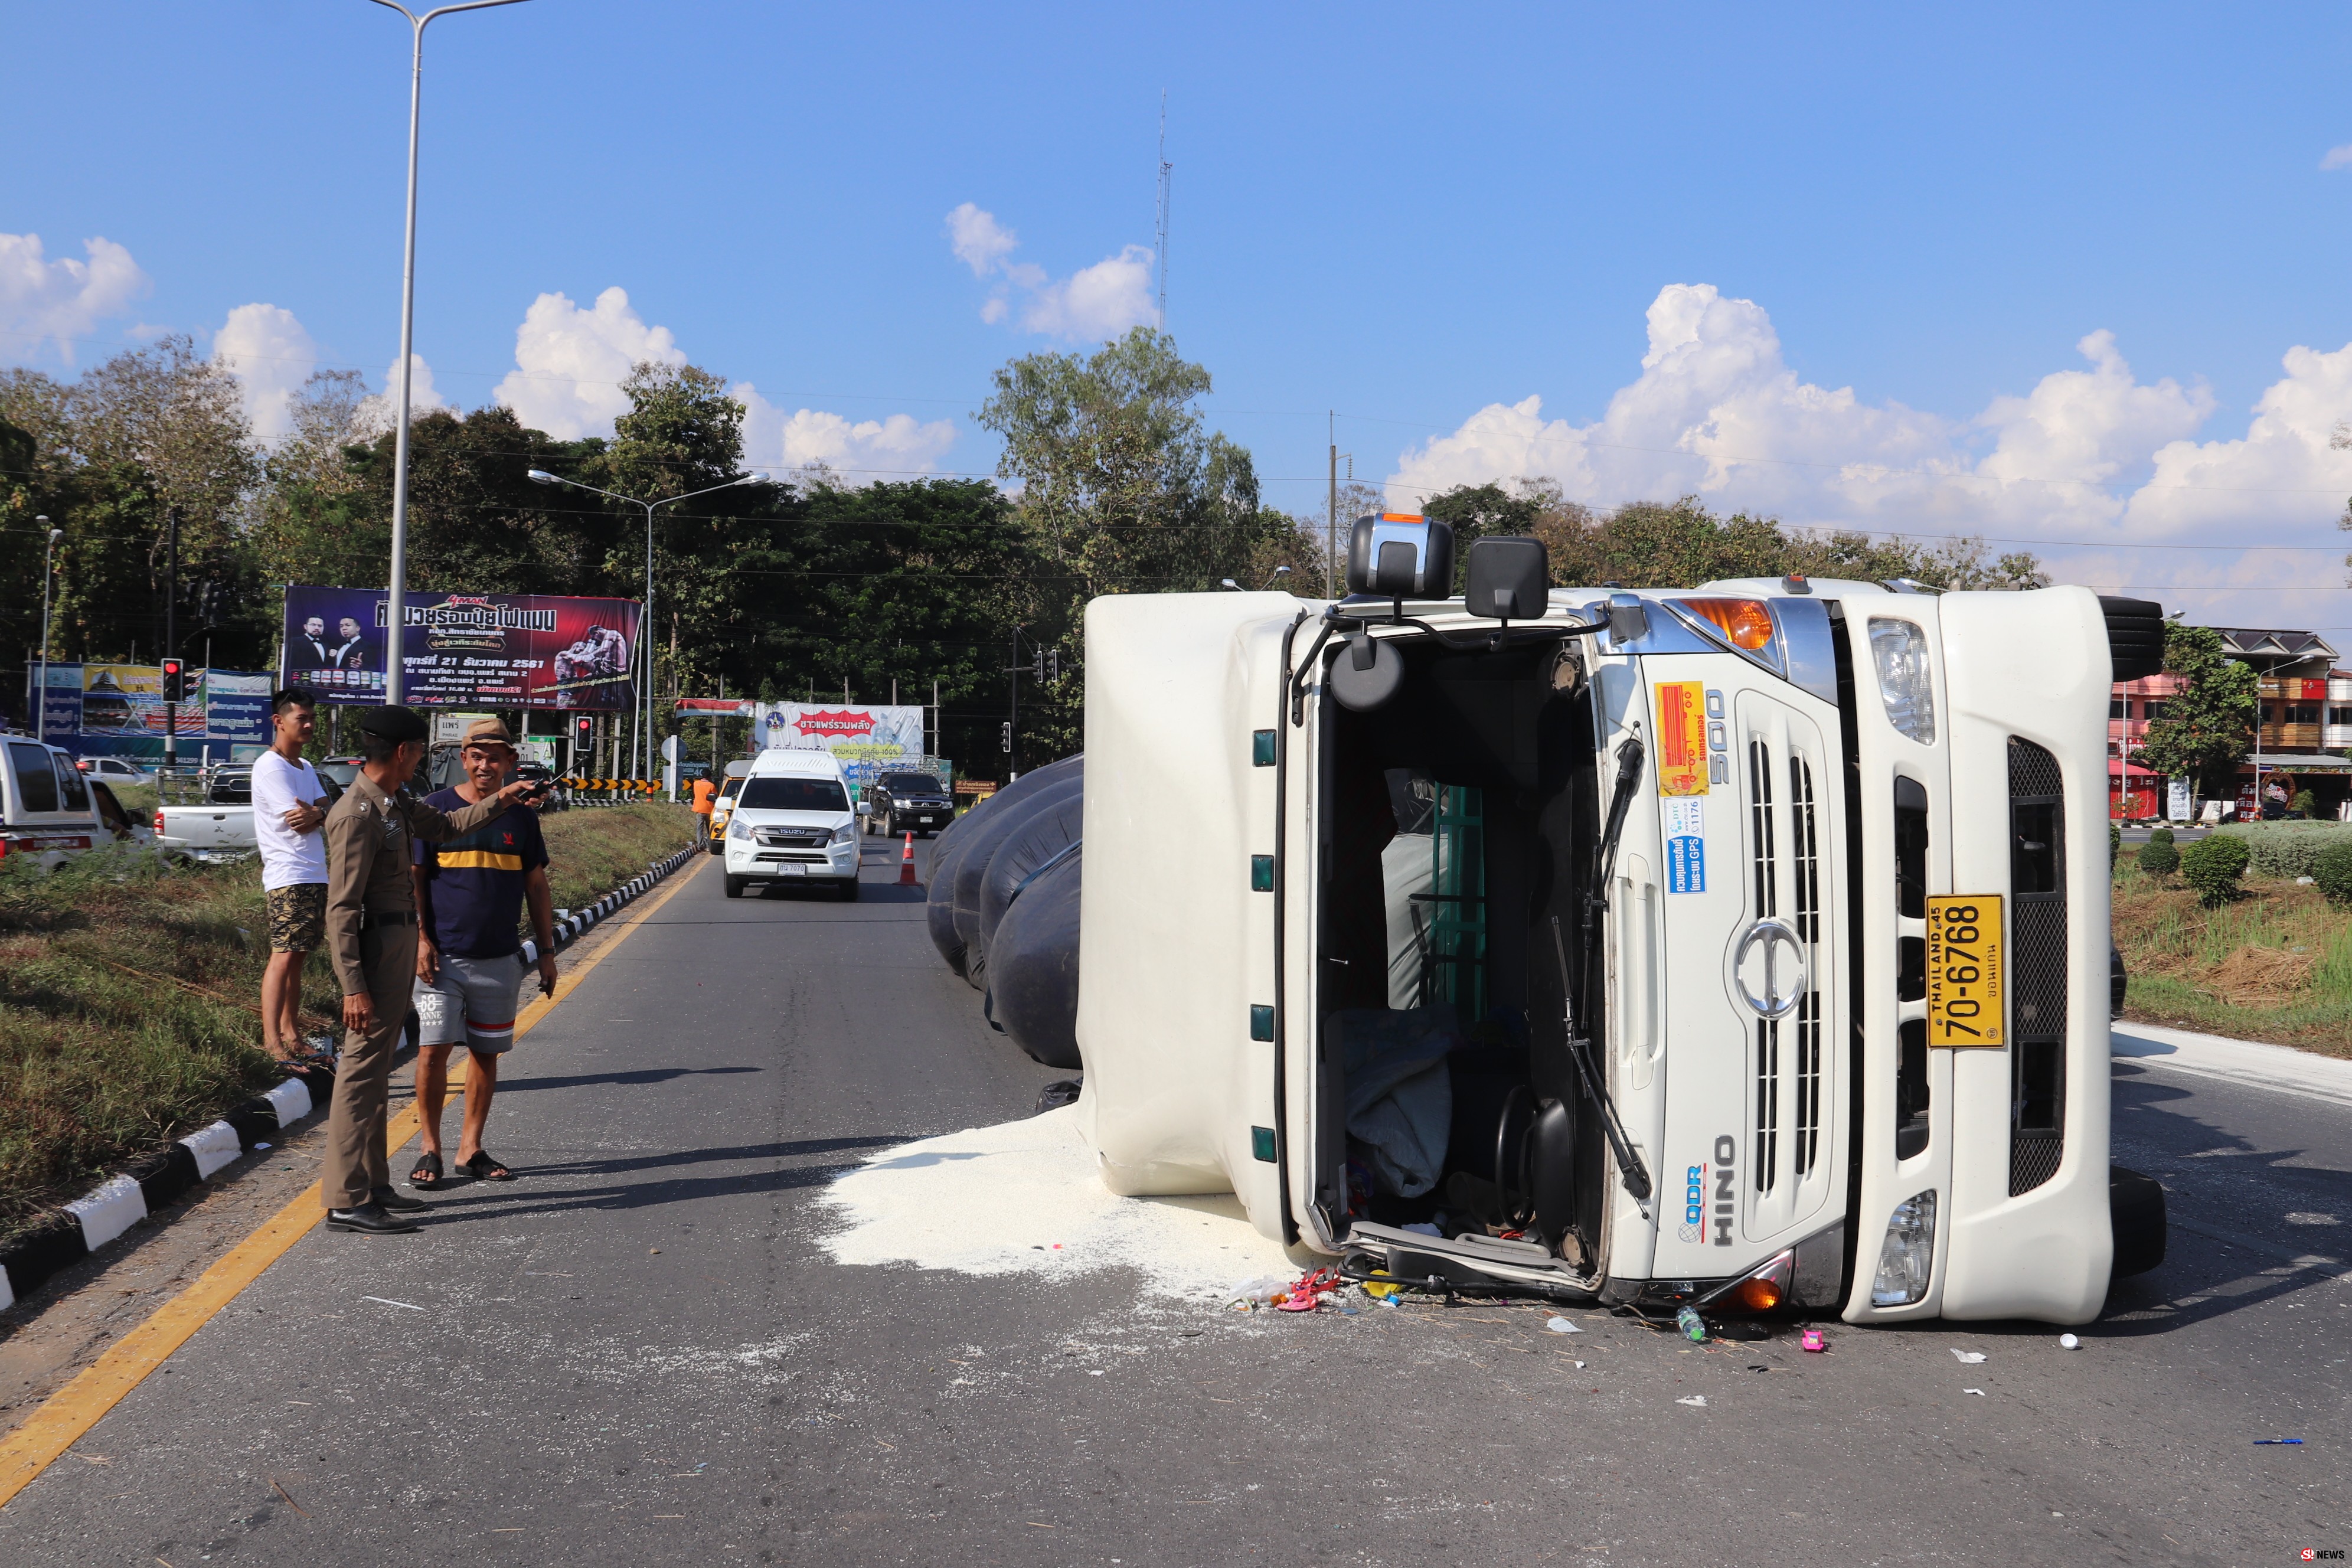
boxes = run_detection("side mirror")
[1464,537,1549,620]
[1607,592,1649,645]
[1345,514,1455,599]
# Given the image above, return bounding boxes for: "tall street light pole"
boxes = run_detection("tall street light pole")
[35,517,58,741]
[365,0,530,704]
[527,470,764,781]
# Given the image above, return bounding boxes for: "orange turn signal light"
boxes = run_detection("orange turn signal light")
[1732,1275,1784,1312]
[1680,596,1777,652]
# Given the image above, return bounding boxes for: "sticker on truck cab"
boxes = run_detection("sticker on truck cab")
[1655,681,1709,797]
[1926,894,2005,1047]
[1663,798,1704,893]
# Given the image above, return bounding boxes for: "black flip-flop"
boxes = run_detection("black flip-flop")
[458,1149,515,1182]
[409,1152,443,1190]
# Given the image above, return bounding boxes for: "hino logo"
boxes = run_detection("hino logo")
[1732,919,1809,1018]
[1679,1136,1738,1246]
[1712,1135,1735,1246]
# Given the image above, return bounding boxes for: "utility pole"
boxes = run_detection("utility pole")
[1328,419,1351,598]
[35,517,58,741]
[1007,625,1021,778]
[1155,90,1172,335]
[163,505,179,769]
[930,677,939,759]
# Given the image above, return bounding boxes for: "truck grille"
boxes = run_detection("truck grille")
[756,828,829,848]
[1787,754,1822,1177]
[1748,743,1780,1194]
[1746,740,1825,1194]
[2008,737,2066,1195]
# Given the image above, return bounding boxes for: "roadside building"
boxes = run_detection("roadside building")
[2109,626,2352,821]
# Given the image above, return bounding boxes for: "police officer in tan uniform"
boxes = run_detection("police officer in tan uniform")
[322,706,544,1234]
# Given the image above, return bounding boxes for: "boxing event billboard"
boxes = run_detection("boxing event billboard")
[280,585,641,710]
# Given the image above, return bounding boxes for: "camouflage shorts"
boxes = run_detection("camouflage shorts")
[266,883,327,953]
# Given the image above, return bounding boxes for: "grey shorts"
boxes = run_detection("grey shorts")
[412,951,525,1055]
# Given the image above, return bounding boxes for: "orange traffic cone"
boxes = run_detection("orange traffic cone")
[899,831,918,887]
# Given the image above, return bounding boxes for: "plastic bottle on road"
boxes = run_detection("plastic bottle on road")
[1675,1305,1707,1342]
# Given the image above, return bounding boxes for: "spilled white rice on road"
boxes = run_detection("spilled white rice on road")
[816,1106,1299,1299]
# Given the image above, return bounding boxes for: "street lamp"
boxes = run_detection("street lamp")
[365,0,531,703]
[35,517,59,740]
[527,469,766,781]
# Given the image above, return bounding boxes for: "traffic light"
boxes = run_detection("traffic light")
[573,714,594,756]
[1000,721,1012,754]
[160,658,187,703]
[1033,646,1045,681]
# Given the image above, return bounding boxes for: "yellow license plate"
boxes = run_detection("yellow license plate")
[1926,894,2004,1047]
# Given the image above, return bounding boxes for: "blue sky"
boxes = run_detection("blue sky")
[9,2,2352,629]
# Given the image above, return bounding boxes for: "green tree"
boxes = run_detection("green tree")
[977,327,1289,603]
[2129,621,2256,799]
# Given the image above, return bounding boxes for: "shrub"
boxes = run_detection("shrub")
[2180,833,2252,907]
[2211,822,2352,880]
[2316,841,2352,906]
[2148,826,2175,845]
[2137,839,2180,877]
[2294,789,2318,819]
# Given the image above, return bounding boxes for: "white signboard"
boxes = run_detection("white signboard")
[752,703,924,763]
[2167,778,2191,822]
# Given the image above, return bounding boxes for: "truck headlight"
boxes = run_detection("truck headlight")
[1867,618,1936,744]
[830,822,855,846]
[1870,1189,1938,1306]
[729,820,750,841]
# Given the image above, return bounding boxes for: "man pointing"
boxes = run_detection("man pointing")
[322,705,543,1235]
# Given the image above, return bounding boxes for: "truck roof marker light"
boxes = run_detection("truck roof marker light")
[1378,513,1426,524]
[1679,596,1778,652]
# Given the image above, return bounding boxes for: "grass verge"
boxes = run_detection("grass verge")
[0,800,694,1233]
[2112,859,2352,1059]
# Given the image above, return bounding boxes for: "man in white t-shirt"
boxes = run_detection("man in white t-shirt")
[253,690,332,1063]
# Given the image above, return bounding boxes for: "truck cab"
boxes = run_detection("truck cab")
[1074,518,2158,1325]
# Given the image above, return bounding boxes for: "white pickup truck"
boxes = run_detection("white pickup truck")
[1075,517,2166,1327]
[153,767,259,865]
[0,736,151,869]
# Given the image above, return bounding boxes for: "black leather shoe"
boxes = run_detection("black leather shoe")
[326,1201,420,1234]
[373,1185,430,1213]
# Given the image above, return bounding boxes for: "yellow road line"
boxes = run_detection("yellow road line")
[0,854,707,1510]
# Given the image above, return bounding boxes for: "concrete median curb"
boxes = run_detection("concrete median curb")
[0,843,701,1313]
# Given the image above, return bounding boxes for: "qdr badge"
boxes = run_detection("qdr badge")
[1664,798,1705,894]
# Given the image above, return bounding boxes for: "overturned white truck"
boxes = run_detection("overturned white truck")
[1074,517,2165,1325]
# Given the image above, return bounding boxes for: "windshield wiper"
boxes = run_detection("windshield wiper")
[1550,914,1654,1209]
[1585,735,1644,930]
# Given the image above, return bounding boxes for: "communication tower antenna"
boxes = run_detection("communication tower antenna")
[1155,90,1171,333]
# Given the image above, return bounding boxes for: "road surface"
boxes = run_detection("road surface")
[0,837,2344,1566]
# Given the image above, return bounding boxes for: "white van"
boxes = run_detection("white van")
[2,737,147,870]
[721,748,861,900]
[1073,520,2160,1327]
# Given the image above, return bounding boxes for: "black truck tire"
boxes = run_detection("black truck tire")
[2111,1165,2167,1280]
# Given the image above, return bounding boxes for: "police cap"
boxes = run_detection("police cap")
[356,705,429,743]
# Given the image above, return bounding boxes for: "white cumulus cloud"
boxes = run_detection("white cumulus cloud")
[353,352,449,436]
[2322,144,2352,171]
[0,233,151,360]
[735,382,956,485]
[948,202,1019,276]
[946,204,1154,342]
[1386,283,2352,632]
[494,286,684,440]
[213,303,320,442]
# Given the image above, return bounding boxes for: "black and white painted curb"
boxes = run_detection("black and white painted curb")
[0,844,700,1312]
